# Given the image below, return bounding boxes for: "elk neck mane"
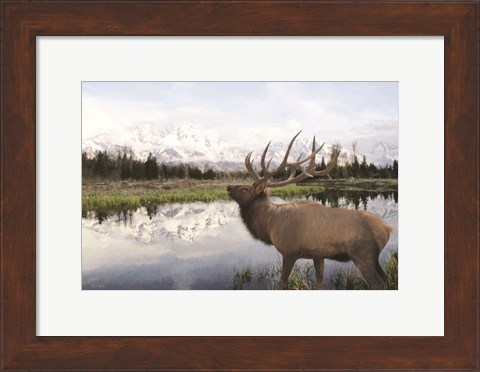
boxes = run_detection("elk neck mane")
[238,191,274,245]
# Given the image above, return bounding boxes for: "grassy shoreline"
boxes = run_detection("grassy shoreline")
[302,178,398,192]
[82,180,325,213]
[82,178,398,213]
[230,251,398,290]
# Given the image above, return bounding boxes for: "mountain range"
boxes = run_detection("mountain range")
[82,122,398,170]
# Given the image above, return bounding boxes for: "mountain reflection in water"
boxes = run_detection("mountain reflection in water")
[82,191,398,290]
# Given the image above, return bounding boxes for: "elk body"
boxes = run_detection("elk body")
[227,131,392,290]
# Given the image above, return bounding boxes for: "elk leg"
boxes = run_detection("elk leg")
[375,260,387,281]
[357,263,385,290]
[352,257,385,289]
[313,258,324,289]
[278,255,297,290]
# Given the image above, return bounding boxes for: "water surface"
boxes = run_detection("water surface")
[82,191,398,289]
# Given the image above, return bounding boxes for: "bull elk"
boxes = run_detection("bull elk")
[227,131,392,290]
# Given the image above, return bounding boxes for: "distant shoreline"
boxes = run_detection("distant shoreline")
[82,179,397,214]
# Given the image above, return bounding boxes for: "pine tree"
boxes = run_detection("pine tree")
[203,169,216,180]
[94,151,108,178]
[368,162,378,178]
[145,152,159,180]
[351,155,360,178]
[121,153,131,180]
[188,165,202,180]
[360,155,368,178]
[392,159,398,178]
[320,156,326,170]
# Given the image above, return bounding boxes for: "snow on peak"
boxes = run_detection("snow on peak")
[82,121,398,169]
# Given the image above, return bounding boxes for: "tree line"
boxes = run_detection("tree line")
[82,151,221,181]
[323,154,398,179]
[82,150,398,181]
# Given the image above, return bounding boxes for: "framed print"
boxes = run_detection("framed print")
[80,80,399,292]
[37,38,440,338]
[1,1,478,370]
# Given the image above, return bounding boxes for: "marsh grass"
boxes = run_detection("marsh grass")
[82,180,325,214]
[304,178,398,193]
[231,261,316,290]
[230,251,398,290]
[383,250,398,290]
[82,179,398,215]
[327,268,370,290]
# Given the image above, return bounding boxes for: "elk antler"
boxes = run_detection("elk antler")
[244,130,340,189]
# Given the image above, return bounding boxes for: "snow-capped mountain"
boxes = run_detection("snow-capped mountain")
[83,122,247,170]
[82,122,398,170]
[370,141,399,165]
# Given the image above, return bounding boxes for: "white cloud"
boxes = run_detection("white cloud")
[82,82,398,150]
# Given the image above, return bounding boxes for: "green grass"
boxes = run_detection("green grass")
[229,251,398,290]
[82,180,325,213]
[303,178,398,192]
[328,268,370,290]
[230,261,316,290]
[383,250,399,290]
[232,267,254,290]
[82,188,229,213]
[82,178,398,217]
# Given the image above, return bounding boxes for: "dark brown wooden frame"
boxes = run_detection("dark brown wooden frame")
[1,1,478,370]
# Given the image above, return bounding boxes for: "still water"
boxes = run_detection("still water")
[82,191,398,290]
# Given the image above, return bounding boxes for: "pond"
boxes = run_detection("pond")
[82,190,398,290]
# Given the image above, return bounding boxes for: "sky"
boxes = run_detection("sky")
[82,81,398,152]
